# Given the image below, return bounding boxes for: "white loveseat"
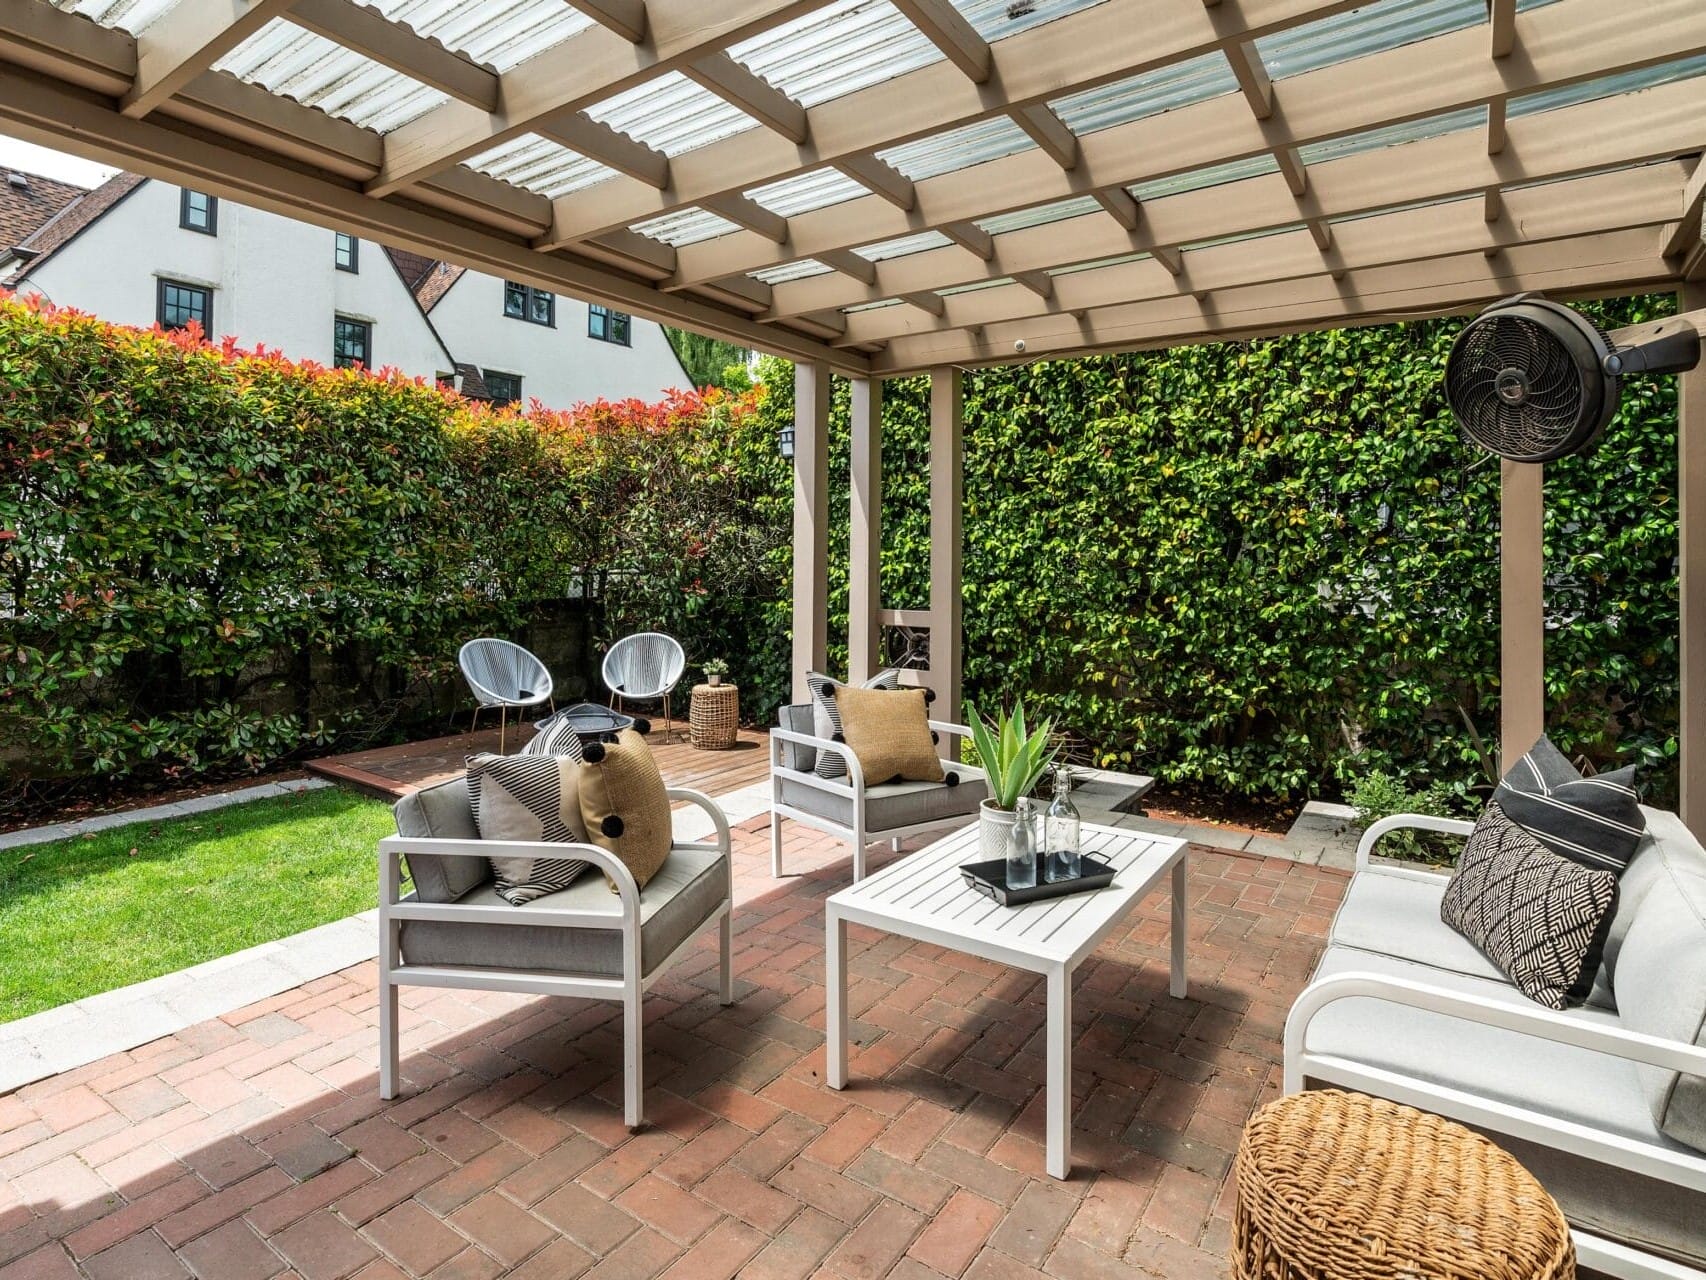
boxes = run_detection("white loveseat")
[1285,806,1706,1279]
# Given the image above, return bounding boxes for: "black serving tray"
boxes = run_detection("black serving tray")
[961,854,1117,906]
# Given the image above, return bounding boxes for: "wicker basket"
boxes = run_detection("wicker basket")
[689,682,739,750]
[1232,1090,1575,1280]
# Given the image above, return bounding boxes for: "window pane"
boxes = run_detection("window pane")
[335,234,357,271]
[612,312,630,345]
[334,319,370,369]
[159,282,210,332]
[485,371,521,406]
[504,282,526,318]
[181,190,215,233]
[529,290,553,325]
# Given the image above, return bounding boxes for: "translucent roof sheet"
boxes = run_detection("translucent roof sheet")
[1255,0,1554,82]
[218,20,448,134]
[586,71,755,158]
[1130,154,1278,201]
[975,196,1101,236]
[747,168,871,217]
[729,1,942,110]
[879,116,1035,182]
[49,0,180,34]
[751,260,837,285]
[1050,53,1236,136]
[855,231,955,262]
[1508,57,1706,117]
[468,133,617,199]
[632,206,744,248]
[960,0,1110,42]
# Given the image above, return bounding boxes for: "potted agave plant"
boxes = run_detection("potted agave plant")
[702,657,730,687]
[966,699,1058,861]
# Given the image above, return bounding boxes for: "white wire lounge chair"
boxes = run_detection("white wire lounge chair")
[602,632,686,742]
[458,637,554,753]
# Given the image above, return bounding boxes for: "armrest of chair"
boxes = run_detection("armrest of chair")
[1355,813,1475,873]
[769,727,864,792]
[1284,970,1706,1092]
[377,835,640,925]
[667,787,731,859]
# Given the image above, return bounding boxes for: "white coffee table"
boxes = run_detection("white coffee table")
[825,820,1189,1179]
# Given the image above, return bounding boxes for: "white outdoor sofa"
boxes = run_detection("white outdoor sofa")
[1285,805,1706,1279]
[378,774,733,1128]
[769,704,987,881]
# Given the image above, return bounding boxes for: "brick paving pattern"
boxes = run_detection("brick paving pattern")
[0,815,1345,1279]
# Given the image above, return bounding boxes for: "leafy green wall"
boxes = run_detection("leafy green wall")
[756,294,1682,803]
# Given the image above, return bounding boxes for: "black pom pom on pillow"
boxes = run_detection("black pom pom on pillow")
[944,771,960,787]
[601,815,625,838]
[631,717,652,736]
[924,689,937,704]
[582,740,606,763]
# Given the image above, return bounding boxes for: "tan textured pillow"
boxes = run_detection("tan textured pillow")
[834,686,943,786]
[577,729,673,891]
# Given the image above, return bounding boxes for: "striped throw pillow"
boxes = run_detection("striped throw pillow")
[466,752,591,905]
[522,715,586,762]
[1494,735,1644,874]
[807,669,900,780]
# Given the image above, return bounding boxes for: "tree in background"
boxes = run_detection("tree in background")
[664,327,752,393]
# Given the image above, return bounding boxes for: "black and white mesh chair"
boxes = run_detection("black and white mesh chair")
[602,632,686,741]
[458,638,554,754]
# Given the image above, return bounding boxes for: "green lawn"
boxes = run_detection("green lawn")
[0,786,397,1023]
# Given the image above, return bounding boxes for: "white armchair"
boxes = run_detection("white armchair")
[379,775,733,1128]
[769,703,988,882]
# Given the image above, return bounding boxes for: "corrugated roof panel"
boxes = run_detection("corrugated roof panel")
[751,260,837,285]
[1509,57,1706,117]
[729,1,943,109]
[747,167,871,217]
[1255,0,1557,81]
[1050,52,1236,135]
[49,0,179,34]
[216,20,448,133]
[855,230,955,261]
[975,195,1101,235]
[1049,251,1146,277]
[467,133,618,198]
[1130,154,1278,201]
[879,116,1035,182]
[632,206,744,248]
[586,71,757,158]
[1297,110,1481,166]
[958,0,1111,42]
[370,0,593,74]
[843,297,904,314]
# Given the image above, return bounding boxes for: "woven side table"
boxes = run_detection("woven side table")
[1233,1090,1574,1280]
[689,682,739,750]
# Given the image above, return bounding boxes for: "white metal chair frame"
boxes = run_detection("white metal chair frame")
[458,638,555,754]
[769,719,984,882]
[1284,813,1706,1280]
[377,788,733,1129]
[602,633,686,743]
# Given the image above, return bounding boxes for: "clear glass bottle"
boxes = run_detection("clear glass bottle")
[1044,767,1081,882]
[1006,797,1038,890]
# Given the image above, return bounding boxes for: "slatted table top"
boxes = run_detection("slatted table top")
[827,821,1187,971]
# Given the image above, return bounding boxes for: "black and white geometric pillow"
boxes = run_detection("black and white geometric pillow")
[806,669,901,780]
[1441,802,1619,1010]
[466,752,590,905]
[521,716,586,762]
[1494,734,1644,873]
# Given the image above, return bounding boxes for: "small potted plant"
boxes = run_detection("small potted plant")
[965,698,1058,861]
[702,657,730,687]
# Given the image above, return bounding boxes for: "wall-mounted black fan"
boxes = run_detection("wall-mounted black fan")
[1444,294,1702,462]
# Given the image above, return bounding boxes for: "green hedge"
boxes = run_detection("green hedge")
[754,294,1682,803]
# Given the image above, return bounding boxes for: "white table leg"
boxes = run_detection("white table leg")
[1170,855,1189,999]
[826,909,848,1089]
[1046,965,1071,1179]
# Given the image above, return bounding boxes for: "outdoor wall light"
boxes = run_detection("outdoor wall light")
[777,424,796,461]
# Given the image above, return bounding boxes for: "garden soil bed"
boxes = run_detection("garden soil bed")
[1,765,315,834]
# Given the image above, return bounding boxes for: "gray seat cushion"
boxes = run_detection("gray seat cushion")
[393,776,490,903]
[1301,946,1706,1266]
[399,846,728,979]
[1328,868,1508,985]
[776,774,987,835]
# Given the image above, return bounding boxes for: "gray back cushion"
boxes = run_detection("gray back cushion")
[1611,805,1706,1151]
[392,776,490,903]
[777,703,816,773]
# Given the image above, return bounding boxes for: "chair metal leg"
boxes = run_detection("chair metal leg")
[852,815,867,882]
[719,912,734,1005]
[378,974,399,1100]
[770,795,784,878]
[498,705,508,755]
[623,987,644,1128]
[469,704,481,736]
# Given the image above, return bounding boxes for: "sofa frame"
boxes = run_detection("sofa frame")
[1284,813,1706,1280]
[377,788,733,1129]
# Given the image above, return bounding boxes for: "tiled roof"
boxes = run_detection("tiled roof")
[4,172,147,286]
[415,261,466,313]
[0,169,88,261]
[452,362,489,400]
[382,246,465,313]
[383,246,436,290]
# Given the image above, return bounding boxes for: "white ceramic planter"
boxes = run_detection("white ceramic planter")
[979,800,1017,862]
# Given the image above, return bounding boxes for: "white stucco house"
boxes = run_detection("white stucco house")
[0,169,689,410]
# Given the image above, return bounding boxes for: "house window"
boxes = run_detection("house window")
[179,189,217,235]
[334,233,359,272]
[485,371,522,406]
[333,317,371,369]
[503,281,555,326]
[588,304,631,347]
[157,279,212,332]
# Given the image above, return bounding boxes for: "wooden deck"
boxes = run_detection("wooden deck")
[307,722,771,799]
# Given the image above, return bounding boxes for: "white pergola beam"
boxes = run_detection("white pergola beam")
[685,53,808,143]
[892,0,990,82]
[1490,0,1517,58]
[565,0,649,43]
[834,154,916,211]
[848,376,883,682]
[1224,40,1275,118]
[1010,104,1078,170]
[122,0,298,119]
[288,0,497,111]
[1680,276,1706,834]
[538,113,670,188]
[817,249,877,286]
[701,192,790,244]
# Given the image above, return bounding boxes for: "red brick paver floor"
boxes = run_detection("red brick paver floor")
[1,817,1346,1279]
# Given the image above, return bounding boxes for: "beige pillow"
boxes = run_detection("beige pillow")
[465,753,591,905]
[577,729,673,891]
[834,686,943,786]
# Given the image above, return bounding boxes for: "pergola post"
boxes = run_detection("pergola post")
[848,377,883,682]
[927,366,964,722]
[1500,459,1545,771]
[792,361,830,702]
[1680,279,1706,834]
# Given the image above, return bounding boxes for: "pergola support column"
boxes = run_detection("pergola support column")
[1500,459,1545,771]
[792,361,830,702]
[1680,280,1706,834]
[927,367,964,722]
[848,377,883,682]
